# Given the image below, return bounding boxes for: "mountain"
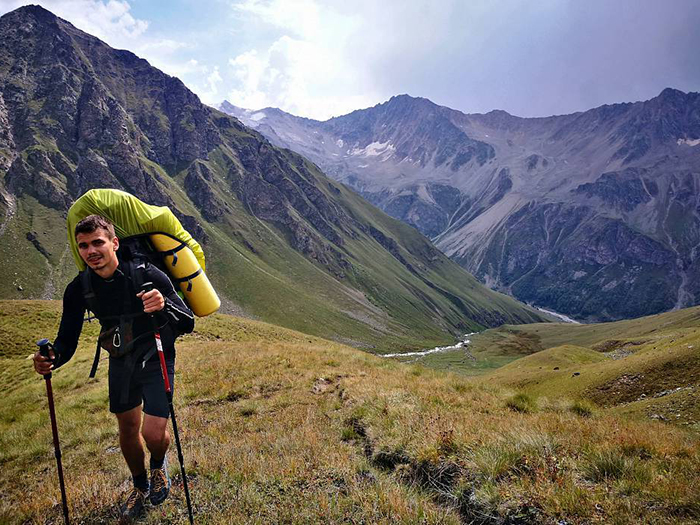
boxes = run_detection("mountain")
[221,90,700,322]
[0,5,545,353]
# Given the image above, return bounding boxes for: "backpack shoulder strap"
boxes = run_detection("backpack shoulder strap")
[129,259,148,293]
[80,268,99,320]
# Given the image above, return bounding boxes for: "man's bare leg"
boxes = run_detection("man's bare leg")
[142,413,170,460]
[142,413,171,505]
[116,406,151,518]
[116,406,146,476]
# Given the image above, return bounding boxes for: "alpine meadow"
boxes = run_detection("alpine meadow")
[1,4,699,525]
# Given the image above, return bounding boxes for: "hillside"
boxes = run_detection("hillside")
[452,307,700,427]
[222,90,700,322]
[0,5,545,354]
[1,300,699,524]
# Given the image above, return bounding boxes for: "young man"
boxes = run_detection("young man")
[33,215,194,520]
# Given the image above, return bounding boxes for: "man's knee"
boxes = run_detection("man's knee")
[116,407,142,440]
[141,415,167,446]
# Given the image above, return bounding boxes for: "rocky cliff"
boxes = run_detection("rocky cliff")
[222,89,700,322]
[0,6,545,351]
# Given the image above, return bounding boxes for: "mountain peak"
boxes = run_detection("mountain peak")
[386,94,436,108]
[218,100,240,112]
[656,87,689,105]
[658,87,686,98]
[3,4,59,23]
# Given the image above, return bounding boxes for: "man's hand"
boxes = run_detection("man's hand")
[33,348,55,375]
[137,289,165,313]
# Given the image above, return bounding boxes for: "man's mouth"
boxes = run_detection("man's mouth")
[88,256,101,263]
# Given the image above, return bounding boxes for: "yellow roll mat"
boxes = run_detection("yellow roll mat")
[150,233,221,317]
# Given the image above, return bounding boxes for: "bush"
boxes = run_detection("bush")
[583,449,638,482]
[472,444,525,481]
[570,399,595,417]
[506,393,537,413]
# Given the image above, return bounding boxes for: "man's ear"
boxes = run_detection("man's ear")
[113,236,120,251]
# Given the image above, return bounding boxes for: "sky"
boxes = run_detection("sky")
[1,0,699,120]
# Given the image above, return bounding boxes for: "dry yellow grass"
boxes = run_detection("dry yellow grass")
[1,301,699,524]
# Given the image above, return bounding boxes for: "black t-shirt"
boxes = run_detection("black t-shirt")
[53,262,195,369]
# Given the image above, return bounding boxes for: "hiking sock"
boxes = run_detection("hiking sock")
[133,471,149,492]
[150,455,165,470]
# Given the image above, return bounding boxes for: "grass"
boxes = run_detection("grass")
[383,306,700,432]
[505,392,537,413]
[1,301,699,523]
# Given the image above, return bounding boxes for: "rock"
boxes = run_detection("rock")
[184,161,226,222]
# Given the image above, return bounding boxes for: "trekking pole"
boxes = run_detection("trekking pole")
[36,339,70,525]
[141,283,194,524]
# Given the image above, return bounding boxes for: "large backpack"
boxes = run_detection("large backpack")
[67,190,220,380]
[67,189,220,317]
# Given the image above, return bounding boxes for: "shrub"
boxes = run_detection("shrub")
[570,399,596,417]
[506,393,537,413]
[472,444,525,481]
[583,449,638,482]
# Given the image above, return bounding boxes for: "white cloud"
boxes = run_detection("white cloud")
[226,0,379,119]
[0,0,149,47]
[208,67,223,91]
[233,0,321,38]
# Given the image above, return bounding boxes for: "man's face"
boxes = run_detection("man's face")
[76,229,119,275]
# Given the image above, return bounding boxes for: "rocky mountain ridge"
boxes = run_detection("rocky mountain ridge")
[0,5,545,351]
[220,88,700,321]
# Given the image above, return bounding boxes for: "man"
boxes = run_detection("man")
[33,215,194,520]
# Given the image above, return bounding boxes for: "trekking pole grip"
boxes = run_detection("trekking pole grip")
[37,338,54,379]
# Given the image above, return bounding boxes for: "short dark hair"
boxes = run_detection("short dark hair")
[75,215,115,239]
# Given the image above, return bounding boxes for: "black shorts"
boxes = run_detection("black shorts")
[108,352,175,418]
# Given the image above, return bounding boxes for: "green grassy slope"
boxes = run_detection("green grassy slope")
[400,305,700,375]
[1,301,699,524]
[468,307,700,427]
[0,156,546,353]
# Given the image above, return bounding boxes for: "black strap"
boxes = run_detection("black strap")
[141,346,157,368]
[89,339,101,378]
[172,268,203,292]
[80,269,99,319]
[159,241,188,267]
[127,259,147,291]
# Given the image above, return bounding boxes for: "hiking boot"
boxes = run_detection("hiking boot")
[149,455,171,505]
[120,486,149,521]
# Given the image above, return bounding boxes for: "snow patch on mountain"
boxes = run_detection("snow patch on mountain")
[350,141,396,159]
[416,184,435,204]
[250,112,266,121]
[677,137,700,147]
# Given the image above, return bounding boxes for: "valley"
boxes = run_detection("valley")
[223,90,700,323]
